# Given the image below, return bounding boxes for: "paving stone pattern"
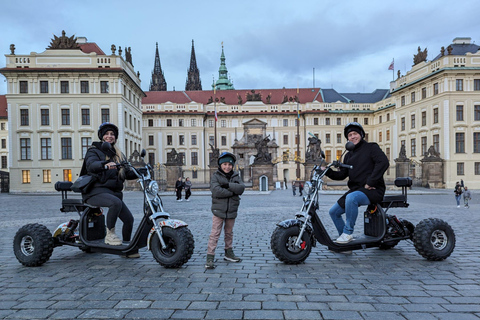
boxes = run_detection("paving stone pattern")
[0,188,479,319]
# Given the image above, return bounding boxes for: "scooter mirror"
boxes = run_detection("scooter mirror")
[345,141,355,151]
[101,141,112,151]
[140,149,146,158]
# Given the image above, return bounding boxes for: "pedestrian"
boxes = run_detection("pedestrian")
[299,182,304,196]
[82,122,140,257]
[454,181,463,208]
[321,122,389,243]
[463,186,472,209]
[205,152,245,269]
[292,181,296,196]
[175,177,184,201]
[284,177,288,189]
[184,177,192,201]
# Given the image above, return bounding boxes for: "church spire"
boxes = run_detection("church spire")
[185,40,202,91]
[149,42,167,91]
[214,42,234,90]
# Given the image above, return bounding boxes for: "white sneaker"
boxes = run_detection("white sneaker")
[186,199,190,202]
[105,228,122,246]
[335,233,354,244]
[457,205,460,208]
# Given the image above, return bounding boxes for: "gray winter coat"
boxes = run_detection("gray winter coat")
[210,169,245,219]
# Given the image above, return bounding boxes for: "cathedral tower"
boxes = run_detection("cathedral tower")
[185,40,202,91]
[149,42,167,91]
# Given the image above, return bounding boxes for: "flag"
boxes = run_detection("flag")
[388,60,394,70]
[214,106,218,122]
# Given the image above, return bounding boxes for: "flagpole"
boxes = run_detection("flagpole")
[392,58,395,81]
[296,86,300,180]
[214,83,217,149]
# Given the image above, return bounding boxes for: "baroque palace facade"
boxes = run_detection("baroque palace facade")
[0,32,144,192]
[1,34,480,192]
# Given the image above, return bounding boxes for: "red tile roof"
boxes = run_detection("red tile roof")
[79,43,106,55]
[143,88,323,105]
[0,95,7,118]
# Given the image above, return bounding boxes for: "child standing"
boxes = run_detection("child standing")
[464,186,472,209]
[206,152,245,269]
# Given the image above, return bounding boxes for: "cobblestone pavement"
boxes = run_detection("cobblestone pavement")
[0,188,479,319]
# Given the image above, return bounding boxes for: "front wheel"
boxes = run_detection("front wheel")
[271,225,312,264]
[150,227,195,268]
[13,223,54,267]
[413,218,455,261]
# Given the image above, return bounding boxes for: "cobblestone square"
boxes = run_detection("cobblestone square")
[0,188,479,319]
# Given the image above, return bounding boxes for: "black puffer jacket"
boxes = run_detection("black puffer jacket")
[82,142,136,201]
[326,139,389,208]
[210,169,245,219]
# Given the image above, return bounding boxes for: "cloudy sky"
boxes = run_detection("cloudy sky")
[1,0,479,95]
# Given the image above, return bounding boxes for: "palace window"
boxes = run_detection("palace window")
[101,109,110,123]
[422,87,426,99]
[326,134,331,144]
[20,81,28,93]
[474,133,480,153]
[401,117,405,131]
[63,169,72,182]
[456,105,464,121]
[61,138,72,159]
[364,118,368,125]
[61,109,70,125]
[421,137,427,156]
[455,133,465,153]
[167,119,172,127]
[20,138,31,160]
[411,92,415,103]
[221,120,226,128]
[422,111,426,126]
[20,109,29,126]
[221,136,226,146]
[475,79,480,91]
[314,118,318,125]
[456,79,463,91]
[22,170,30,184]
[191,152,198,166]
[81,81,89,93]
[191,119,196,127]
[336,118,341,125]
[100,81,109,93]
[411,138,416,157]
[475,105,480,121]
[40,138,52,160]
[325,118,330,125]
[433,83,439,95]
[179,119,184,127]
[283,119,288,127]
[148,119,153,127]
[81,137,91,158]
[43,170,51,183]
[180,135,185,145]
[457,162,464,175]
[283,135,288,145]
[475,162,480,175]
[81,109,90,125]
[433,108,439,124]
[41,109,49,126]
[191,135,197,145]
[60,81,69,93]
[336,133,341,143]
[433,135,439,153]
[167,135,172,145]
[411,114,415,129]
[401,96,405,106]
[40,81,49,93]
[149,136,154,146]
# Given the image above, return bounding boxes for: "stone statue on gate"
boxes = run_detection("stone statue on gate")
[422,145,441,162]
[209,143,220,166]
[253,135,272,164]
[166,148,182,165]
[305,135,324,163]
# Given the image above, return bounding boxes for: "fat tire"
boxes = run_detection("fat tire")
[271,225,312,264]
[13,223,54,267]
[413,218,455,261]
[150,227,194,268]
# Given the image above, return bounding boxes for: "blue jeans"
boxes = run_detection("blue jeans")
[455,195,461,206]
[329,191,370,236]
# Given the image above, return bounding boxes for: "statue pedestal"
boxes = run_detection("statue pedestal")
[421,160,444,188]
[395,160,410,178]
[303,163,316,181]
[165,165,183,190]
[252,164,274,191]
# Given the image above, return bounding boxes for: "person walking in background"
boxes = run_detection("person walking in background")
[454,181,463,208]
[184,177,192,202]
[463,186,472,209]
[299,183,304,196]
[292,181,296,196]
[175,177,184,202]
[206,152,245,269]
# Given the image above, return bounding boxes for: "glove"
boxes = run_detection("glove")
[221,183,229,189]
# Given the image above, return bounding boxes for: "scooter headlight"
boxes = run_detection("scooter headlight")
[303,181,312,195]
[147,181,159,196]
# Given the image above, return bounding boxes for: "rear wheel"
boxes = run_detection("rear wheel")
[271,225,312,264]
[13,224,54,267]
[413,218,455,261]
[150,227,195,268]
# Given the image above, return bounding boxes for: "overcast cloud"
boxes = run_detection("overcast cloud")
[1,0,479,94]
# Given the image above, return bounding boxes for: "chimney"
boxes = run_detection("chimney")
[77,37,88,44]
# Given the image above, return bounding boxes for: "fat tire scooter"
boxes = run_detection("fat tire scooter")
[13,146,195,268]
[271,141,455,263]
